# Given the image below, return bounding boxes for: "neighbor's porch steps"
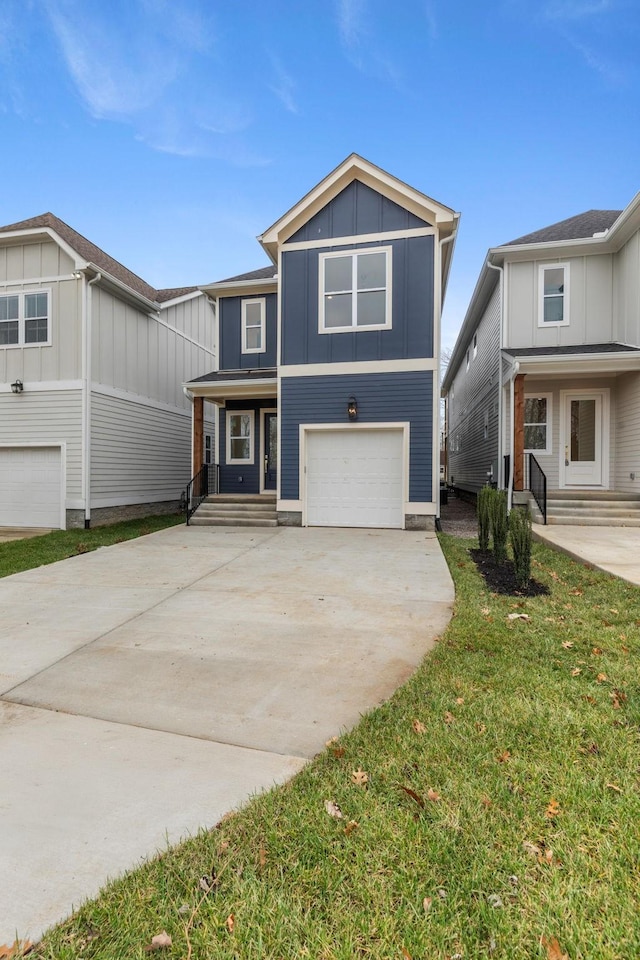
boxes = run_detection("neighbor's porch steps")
[544,490,640,527]
[189,494,278,528]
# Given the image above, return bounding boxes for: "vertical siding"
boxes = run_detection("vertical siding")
[613,232,640,347]
[613,371,640,492]
[281,372,433,502]
[288,181,430,242]
[90,393,192,503]
[446,282,501,493]
[281,236,434,365]
[0,390,82,497]
[161,294,216,355]
[220,293,277,370]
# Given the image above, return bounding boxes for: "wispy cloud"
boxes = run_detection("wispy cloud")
[335,0,403,85]
[267,54,299,114]
[565,34,627,84]
[424,0,438,40]
[543,0,613,19]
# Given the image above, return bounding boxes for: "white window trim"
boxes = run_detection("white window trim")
[538,263,570,327]
[226,410,255,465]
[241,297,266,354]
[0,288,52,348]
[318,246,392,335]
[524,392,552,455]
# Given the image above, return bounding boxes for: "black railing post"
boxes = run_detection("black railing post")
[185,462,211,525]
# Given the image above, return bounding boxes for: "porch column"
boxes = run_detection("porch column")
[513,373,525,491]
[193,396,204,476]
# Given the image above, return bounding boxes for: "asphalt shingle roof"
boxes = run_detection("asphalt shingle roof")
[217,266,277,283]
[503,343,640,357]
[505,210,622,246]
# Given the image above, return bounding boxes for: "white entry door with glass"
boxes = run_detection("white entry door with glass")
[560,391,605,487]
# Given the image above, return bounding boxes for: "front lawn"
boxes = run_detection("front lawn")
[0,513,183,580]
[25,534,640,960]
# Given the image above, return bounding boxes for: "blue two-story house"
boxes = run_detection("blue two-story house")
[186,155,459,530]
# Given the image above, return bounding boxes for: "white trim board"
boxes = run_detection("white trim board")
[280,358,437,377]
[282,226,435,252]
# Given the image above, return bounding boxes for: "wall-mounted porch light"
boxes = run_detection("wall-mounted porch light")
[347,396,358,420]
[10,379,24,394]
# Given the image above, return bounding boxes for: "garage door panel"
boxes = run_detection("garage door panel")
[306,430,403,529]
[0,448,62,528]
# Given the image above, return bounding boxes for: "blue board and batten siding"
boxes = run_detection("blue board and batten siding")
[288,180,430,242]
[220,293,277,371]
[280,372,433,502]
[281,236,434,365]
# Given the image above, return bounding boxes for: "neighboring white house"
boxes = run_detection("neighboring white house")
[0,213,216,529]
[443,196,640,520]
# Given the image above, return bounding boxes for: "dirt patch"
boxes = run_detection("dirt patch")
[470,548,550,597]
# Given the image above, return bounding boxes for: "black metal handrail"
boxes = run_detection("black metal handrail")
[185,463,219,525]
[528,453,547,525]
[503,454,511,490]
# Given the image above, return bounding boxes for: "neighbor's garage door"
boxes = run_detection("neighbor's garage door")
[0,447,62,528]
[306,429,404,528]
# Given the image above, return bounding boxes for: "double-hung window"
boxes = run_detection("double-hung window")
[227,411,254,464]
[319,247,392,333]
[524,395,551,454]
[539,264,569,326]
[0,290,50,346]
[241,298,266,354]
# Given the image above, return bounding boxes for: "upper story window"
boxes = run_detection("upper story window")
[319,247,392,333]
[524,394,552,454]
[241,298,266,354]
[0,290,50,347]
[539,264,569,326]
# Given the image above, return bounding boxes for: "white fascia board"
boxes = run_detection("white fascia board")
[158,290,203,309]
[0,226,86,270]
[80,263,159,312]
[512,352,640,376]
[258,154,458,259]
[199,278,278,299]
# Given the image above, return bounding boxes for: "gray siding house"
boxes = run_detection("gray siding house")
[0,214,216,529]
[186,155,459,529]
[443,194,640,522]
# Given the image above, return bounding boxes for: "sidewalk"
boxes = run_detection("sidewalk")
[533,524,640,587]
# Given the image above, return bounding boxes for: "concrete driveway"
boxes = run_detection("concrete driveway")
[0,525,454,943]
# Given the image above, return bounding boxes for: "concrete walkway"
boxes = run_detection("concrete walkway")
[533,524,640,587]
[0,525,454,944]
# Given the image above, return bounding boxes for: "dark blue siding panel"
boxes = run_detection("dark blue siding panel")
[280,372,433,503]
[220,293,277,371]
[281,236,434,366]
[219,399,275,494]
[289,181,431,242]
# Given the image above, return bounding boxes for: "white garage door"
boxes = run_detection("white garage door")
[306,429,404,528]
[0,447,62,528]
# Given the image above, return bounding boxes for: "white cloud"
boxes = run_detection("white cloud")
[544,0,613,19]
[566,35,627,84]
[267,54,299,115]
[335,0,403,84]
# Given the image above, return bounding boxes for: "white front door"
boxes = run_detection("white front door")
[561,392,604,487]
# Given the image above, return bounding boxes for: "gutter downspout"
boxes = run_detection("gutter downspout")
[508,361,519,513]
[83,272,101,529]
[435,223,459,532]
[485,259,504,487]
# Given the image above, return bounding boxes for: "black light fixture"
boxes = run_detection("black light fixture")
[10,379,24,394]
[347,396,358,420]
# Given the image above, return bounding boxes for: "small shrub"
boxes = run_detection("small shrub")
[490,489,509,565]
[510,505,532,589]
[477,486,493,552]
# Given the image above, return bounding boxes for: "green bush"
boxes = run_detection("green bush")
[490,489,509,565]
[477,486,493,552]
[510,505,532,589]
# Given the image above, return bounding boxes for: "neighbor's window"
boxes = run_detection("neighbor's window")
[473,333,478,359]
[524,395,551,453]
[0,290,50,346]
[539,264,569,326]
[241,298,266,354]
[319,248,392,333]
[227,411,254,464]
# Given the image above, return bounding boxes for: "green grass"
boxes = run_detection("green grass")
[0,513,183,579]
[28,535,640,959]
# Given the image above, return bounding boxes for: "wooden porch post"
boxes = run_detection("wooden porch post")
[514,373,525,491]
[193,396,204,476]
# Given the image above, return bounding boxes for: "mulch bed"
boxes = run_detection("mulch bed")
[470,548,550,597]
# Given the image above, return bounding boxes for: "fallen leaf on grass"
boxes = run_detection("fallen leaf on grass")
[571,668,582,677]
[569,589,583,596]
[596,673,608,683]
[259,847,267,869]
[344,820,359,835]
[427,788,441,801]
[144,931,172,952]
[444,711,455,724]
[523,840,542,857]
[541,935,569,960]
[423,895,433,912]
[402,948,412,960]
[412,719,426,734]
[609,608,619,615]
[487,893,503,908]
[199,870,218,894]
[475,722,487,734]
[226,914,235,934]
[507,613,530,621]
[481,607,490,616]
[591,647,603,655]
[324,800,343,819]
[496,750,511,763]
[351,768,369,786]
[561,641,574,649]
[481,795,492,808]
[0,944,33,959]
[399,785,425,808]
[455,696,465,705]
[545,799,561,819]
[606,783,622,793]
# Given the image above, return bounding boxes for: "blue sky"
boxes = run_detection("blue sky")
[1,0,639,350]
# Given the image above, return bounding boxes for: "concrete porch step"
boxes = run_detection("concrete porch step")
[189,515,278,528]
[190,493,278,527]
[547,514,640,527]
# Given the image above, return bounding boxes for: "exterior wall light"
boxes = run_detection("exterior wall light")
[11,379,24,394]
[347,396,358,420]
